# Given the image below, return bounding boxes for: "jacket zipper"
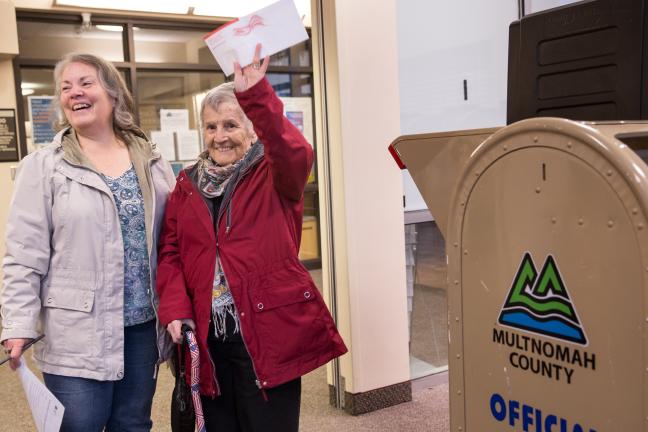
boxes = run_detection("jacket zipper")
[59,155,136,376]
[192,184,222,397]
[64,149,167,374]
[214,162,265,391]
[216,248,265,391]
[208,159,267,392]
[189,149,263,396]
[218,161,256,233]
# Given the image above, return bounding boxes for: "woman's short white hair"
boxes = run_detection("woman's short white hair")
[200,82,254,132]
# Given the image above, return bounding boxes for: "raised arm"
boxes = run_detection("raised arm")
[234,44,314,201]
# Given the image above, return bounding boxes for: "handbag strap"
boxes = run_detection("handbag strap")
[184,328,207,432]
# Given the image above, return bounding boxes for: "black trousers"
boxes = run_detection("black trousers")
[201,322,301,432]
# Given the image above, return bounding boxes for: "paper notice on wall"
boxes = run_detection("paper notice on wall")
[28,96,56,145]
[160,109,189,132]
[176,129,201,160]
[203,0,308,76]
[17,362,65,432]
[150,130,176,161]
[280,97,313,146]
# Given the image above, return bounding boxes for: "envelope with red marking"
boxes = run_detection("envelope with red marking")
[203,0,309,76]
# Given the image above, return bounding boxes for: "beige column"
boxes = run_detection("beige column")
[0,0,20,286]
[313,0,410,414]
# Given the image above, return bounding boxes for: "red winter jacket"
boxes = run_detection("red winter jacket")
[156,78,347,397]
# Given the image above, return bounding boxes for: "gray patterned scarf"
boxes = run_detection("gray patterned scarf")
[196,150,247,199]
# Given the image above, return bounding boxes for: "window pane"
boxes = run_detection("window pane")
[269,40,311,67]
[300,192,319,260]
[134,28,217,65]
[136,71,225,160]
[18,21,124,62]
[20,68,55,117]
[407,221,448,378]
[267,74,312,97]
[525,0,582,14]
[20,68,56,153]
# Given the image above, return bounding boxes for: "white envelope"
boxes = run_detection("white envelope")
[17,362,65,432]
[203,0,308,76]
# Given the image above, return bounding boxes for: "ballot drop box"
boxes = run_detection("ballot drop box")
[390,118,648,432]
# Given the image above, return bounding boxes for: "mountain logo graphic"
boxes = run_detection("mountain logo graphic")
[497,253,587,345]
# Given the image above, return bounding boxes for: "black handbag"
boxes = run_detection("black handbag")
[171,325,195,432]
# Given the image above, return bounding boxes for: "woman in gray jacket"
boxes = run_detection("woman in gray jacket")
[0,53,175,431]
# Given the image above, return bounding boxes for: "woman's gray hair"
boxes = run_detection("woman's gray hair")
[200,82,254,131]
[52,53,137,132]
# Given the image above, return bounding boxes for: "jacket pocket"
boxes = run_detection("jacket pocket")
[41,281,97,357]
[250,283,315,312]
[250,283,328,366]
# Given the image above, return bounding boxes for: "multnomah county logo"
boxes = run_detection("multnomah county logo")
[498,252,587,345]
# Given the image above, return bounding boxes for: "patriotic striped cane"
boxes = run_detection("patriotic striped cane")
[185,330,207,432]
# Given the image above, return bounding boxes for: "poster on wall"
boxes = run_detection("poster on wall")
[0,109,18,162]
[176,129,201,161]
[280,97,313,146]
[28,96,56,146]
[160,109,189,132]
[193,92,207,150]
[280,96,314,183]
[150,130,176,161]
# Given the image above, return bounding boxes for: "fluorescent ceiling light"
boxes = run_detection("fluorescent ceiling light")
[96,24,123,32]
[54,0,311,27]
[54,0,190,14]
[192,1,285,17]
[22,88,35,96]
[192,0,311,27]
[21,82,41,89]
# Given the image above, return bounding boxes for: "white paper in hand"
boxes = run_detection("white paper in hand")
[203,0,308,76]
[17,361,65,432]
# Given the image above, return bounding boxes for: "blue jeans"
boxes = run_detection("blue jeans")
[43,320,159,432]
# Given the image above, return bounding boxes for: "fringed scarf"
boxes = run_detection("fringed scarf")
[196,151,250,339]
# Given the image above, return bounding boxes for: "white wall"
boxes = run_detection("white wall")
[397,1,517,134]
[397,1,518,213]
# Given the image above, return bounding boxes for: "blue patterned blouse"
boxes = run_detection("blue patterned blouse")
[102,165,155,327]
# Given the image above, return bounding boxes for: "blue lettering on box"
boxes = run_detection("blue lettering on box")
[489,393,596,432]
[491,393,507,422]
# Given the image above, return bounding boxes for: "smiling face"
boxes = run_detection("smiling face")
[59,62,115,135]
[203,102,256,166]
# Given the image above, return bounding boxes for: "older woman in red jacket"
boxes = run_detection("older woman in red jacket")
[156,44,347,431]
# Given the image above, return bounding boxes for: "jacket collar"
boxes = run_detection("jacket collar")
[54,126,160,169]
[177,141,264,236]
[178,141,264,193]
